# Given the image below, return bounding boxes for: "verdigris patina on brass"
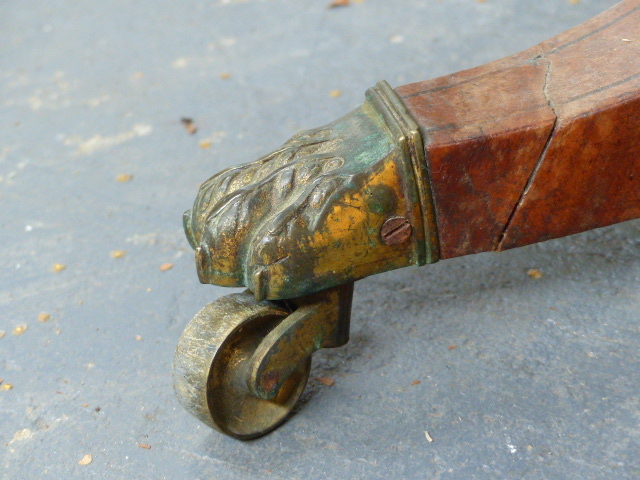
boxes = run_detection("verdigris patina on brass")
[175,82,438,439]
[183,81,439,301]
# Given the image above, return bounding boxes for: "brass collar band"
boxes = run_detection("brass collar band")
[365,81,440,264]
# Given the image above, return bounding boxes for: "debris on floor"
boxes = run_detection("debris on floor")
[527,268,544,279]
[116,174,133,183]
[181,118,198,135]
[316,377,335,387]
[12,324,27,336]
[328,0,350,8]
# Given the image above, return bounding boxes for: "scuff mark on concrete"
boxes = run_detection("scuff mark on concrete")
[64,124,153,155]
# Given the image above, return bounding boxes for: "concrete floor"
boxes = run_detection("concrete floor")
[1,1,638,479]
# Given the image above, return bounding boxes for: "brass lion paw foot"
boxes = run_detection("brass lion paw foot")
[183,82,438,301]
[174,82,439,439]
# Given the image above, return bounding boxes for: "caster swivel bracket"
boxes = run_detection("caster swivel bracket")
[248,282,354,400]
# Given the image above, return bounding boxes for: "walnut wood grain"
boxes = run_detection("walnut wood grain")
[396,0,640,258]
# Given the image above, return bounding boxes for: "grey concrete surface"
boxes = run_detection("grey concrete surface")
[1,1,638,479]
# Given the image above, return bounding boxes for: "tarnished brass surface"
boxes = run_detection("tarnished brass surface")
[173,285,353,439]
[366,81,439,261]
[184,81,439,301]
[176,81,440,438]
[172,292,311,439]
[247,282,354,400]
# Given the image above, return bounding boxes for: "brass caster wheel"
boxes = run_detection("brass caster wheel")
[173,292,311,440]
[174,283,354,439]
